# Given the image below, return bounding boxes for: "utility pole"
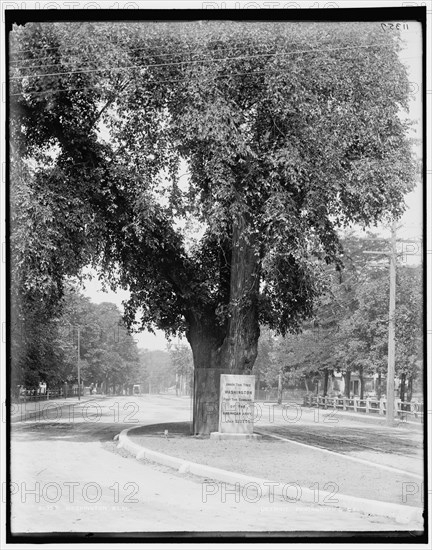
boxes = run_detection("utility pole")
[386,221,397,426]
[364,221,397,426]
[77,326,81,401]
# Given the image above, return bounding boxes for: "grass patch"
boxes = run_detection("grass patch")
[128,422,423,509]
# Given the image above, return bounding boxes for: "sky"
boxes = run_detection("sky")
[80,20,424,351]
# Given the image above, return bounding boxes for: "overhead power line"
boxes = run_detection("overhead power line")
[10,30,392,57]
[11,50,204,71]
[11,52,419,73]
[10,51,408,98]
[12,51,418,73]
[10,68,281,97]
[10,38,314,63]
[10,43,250,68]
[10,43,389,81]
[10,37,286,57]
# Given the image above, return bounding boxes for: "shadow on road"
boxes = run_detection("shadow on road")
[11,419,136,443]
[10,395,192,444]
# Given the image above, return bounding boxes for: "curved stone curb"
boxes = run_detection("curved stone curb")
[118,426,423,528]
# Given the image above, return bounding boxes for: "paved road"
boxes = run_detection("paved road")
[10,395,422,534]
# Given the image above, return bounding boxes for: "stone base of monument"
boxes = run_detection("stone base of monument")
[210,432,262,440]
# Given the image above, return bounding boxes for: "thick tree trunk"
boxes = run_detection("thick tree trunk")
[188,320,225,435]
[323,369,329,397]
[344,370,351,397]
[359,369,364,400]
[277,368,283,404]
[399,372,406,402]
[377,372,382,399]
[218,215,260,373]
[189,214,261,435]
[255,371,261,400]
[407,375,413,402]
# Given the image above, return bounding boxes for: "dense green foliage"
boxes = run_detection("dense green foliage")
[254,237,423,400]
[12,286,141,393]
[11,21,415,326]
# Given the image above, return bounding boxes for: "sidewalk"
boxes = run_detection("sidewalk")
[258,399,424,429]
[301,404,424,429]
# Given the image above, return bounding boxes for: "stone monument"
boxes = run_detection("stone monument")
[210,374,261,440]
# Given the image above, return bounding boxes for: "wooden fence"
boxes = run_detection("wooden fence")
[302,394,423,422]
[16,386,87,402]
[256,389,308,402]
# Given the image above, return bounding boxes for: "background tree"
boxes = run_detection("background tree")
[266,234,386,397]
[335,264,422,401]
[10,20,416,432]
[269,241,422,402]
[252,327,277,391]
[138,350,174,394]
[12,283,141,396]
[58,292,141,394]
[168,342,194,396]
